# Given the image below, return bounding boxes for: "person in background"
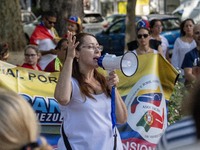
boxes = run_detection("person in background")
[171,18,196,76]
[54,32,127,149]
[156,78,200,150]
[44,38,68,72]
[63,16,82,37]
[0,42,9,61]
[30,11,60,70]
[127,19,163,55]
[0,88,52,150]
[181,23,200,88]
[150,19,170,61]
[132,25,161,55]
[21,45,42,71]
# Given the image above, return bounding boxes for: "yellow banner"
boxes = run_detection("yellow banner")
[0,53,178,148]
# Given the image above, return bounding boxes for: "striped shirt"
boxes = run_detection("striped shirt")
[156,116,197,150]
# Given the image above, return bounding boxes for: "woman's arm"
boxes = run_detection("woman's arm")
[54,32,79,105]
[115,89,128,124]
[171,39,180,69]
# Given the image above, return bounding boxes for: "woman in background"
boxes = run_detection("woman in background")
[133,26,159,55]
[171,18,196,76]
[150,19,170,61]
[127,19,163,55]
[21,45,42,71]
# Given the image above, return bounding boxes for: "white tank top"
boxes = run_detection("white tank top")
[57,78,123,150]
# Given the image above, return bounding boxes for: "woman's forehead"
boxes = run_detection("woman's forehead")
[138,28,149,33]
[82,36,97,42]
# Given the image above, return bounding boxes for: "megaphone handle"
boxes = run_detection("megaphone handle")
[111,86,117,129]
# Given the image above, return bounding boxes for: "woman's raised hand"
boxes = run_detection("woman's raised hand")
[67,31,79,59]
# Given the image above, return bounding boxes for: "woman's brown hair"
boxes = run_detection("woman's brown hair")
[72,33,111,99]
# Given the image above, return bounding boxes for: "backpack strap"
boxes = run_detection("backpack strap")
[62,124,72,150]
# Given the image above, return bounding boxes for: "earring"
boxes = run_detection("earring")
[76,57,79,62]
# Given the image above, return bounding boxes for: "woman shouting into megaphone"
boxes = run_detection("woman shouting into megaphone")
[54,32,127,150]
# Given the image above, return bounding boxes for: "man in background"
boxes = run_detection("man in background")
[30,11,60,70]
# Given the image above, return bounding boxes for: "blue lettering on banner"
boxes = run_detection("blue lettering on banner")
[21,94,63,125]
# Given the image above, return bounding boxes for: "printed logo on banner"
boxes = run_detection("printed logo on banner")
[21,93,63,125]
[124,74,167,146]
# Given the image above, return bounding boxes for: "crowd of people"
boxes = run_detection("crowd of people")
[1,9,200,149]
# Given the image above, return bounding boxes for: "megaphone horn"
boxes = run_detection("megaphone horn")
[98,51,138,77]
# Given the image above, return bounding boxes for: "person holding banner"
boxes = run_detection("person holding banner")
[54,32,127,150]
[0,88,52,150]
[30,11,60,70]
[21,45,42,71]
[127,19,163,55]
[133,26,159,55]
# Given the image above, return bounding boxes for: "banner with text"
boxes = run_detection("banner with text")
[0,53,178,149]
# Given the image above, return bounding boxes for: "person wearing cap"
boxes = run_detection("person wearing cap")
[127,19,163,55]
[30,11,61,70]
[64,16,83,37]
[132,25,159,55]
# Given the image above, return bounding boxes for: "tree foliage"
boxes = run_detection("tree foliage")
[0,0,26,51]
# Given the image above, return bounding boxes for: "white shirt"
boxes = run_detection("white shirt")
[171,37,196,75]
[160,35,169,57]
[151,35,169,58]
[57,78,123,150]
[36,29,57,70]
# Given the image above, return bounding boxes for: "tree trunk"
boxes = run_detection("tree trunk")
[0,0,26,51]
[40,0,84,36]
[125,0,137,51]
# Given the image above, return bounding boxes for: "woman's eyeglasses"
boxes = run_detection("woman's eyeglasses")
[25,54,37,57]
[82,45,103,52]
[137,34,149,39]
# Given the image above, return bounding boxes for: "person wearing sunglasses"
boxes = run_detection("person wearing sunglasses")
[54,32,127,150]
[44,38,68,72]
[127,19,163,55]
[133,25,159,55]
[21,45,42,71]
[30,11,61,70]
